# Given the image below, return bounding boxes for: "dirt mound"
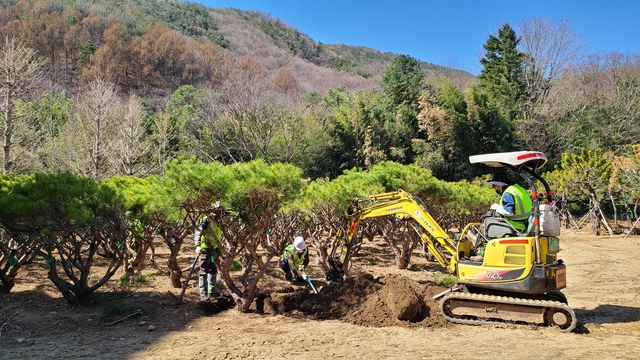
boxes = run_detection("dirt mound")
[264,273,450,329]
[198,295,236,314]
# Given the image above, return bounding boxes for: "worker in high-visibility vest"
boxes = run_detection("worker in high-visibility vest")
[279,236,309,282]
[194,208,223,301]
[486,172,533,231]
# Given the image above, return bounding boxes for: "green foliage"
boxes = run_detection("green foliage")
[117,272,155,287]
[0,172,124,227]
[127,0,228,47]
[30,92,73,135]
[321,88,421,176]
[323,86,350,108]
[544,148,613,202]
[102,176,154,216]
[367,161,434,194]
[381,55,425,106]
[416,78,473,180]
[107,159,306,226]
[328,55,370,77]
[99,294,147,315]
[76,40,98,69]
[150,159,233,221]
[431,271,458,287]
[377,55,424,166]
[11,92,72,173]
[230,258,242,271]
[611,145,640,203]
[249,12,322,63]
[226,160,305,220]
[100,299,125,315]
[294,161,493,218]
[295,170,384,216]
[368,161,493,215]
[478,23,527,122]
[166,86,201,119]
[465,87,515,154]
[417,79,515,181]
[165,85,202,152]
[0,172,126,305]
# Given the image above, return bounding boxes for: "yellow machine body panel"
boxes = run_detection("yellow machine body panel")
[458,237,534,282]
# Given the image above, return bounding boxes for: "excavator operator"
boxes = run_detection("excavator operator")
[486,172,532,232]
[473,173,534,262]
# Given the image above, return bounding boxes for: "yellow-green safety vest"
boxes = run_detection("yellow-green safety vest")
[199,220,221,250]
[282,244,307,268]
[501,184,533,230]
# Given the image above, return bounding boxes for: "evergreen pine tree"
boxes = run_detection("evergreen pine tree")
[478,23,527,122]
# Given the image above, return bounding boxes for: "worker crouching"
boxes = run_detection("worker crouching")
[280,236,309,283]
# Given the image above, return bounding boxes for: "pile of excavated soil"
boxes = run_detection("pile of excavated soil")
[263,273,450,329]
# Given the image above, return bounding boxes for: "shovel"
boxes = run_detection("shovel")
[306,277,318,294]
[177,255,199,304]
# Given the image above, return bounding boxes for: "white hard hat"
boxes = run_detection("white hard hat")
[293,236,306,251]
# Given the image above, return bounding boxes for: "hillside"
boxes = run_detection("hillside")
[0,0,475,95]
[210,7,476,92]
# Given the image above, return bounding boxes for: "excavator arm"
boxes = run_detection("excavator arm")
[326,189,472,281]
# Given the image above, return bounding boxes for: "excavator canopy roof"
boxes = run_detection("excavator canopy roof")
[469,151,547,170]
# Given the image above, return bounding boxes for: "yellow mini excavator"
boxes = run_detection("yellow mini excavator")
[326,151,577,332]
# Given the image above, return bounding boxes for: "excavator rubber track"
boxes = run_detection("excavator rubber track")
[440,292,577,332]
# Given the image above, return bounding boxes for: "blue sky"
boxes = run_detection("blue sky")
[199,1,640,75]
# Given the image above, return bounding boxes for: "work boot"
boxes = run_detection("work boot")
[209,290,221,299]
[470,255,484,262]
[284,272,293,281]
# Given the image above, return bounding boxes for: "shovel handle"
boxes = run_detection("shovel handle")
[306,278,318,294]
[177,256,199,303]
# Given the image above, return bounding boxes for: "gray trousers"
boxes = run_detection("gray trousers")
[197,252,218,297]
[198,272,217,297]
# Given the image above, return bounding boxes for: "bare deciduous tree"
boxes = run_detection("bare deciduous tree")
[0,36,48,174]
[553,53,640,153]
[61,79,120,179]
[273,67,299,95]
[150,112,178,175]
[110,95,153,176]
[201,56,276,162]
[517,17,584,114]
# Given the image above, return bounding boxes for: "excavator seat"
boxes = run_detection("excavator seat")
[483,215,533,238]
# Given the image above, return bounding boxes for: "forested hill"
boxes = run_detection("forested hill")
[0,0,474,95]
[215,8,476,87]
[1,0,639,195]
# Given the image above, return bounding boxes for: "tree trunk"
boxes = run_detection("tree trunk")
[47,260,92,306]
[589,193,601,236]
[609,190,617,225]
[2,87,14,174]
[167,250,182,288]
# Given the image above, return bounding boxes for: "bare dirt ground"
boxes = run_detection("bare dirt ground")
[2,225,640,360]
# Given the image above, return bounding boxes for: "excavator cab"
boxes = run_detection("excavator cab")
[457,151,564,286]
[438,151,575,332]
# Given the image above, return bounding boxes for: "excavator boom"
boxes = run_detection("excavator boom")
[326,189,472,281]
